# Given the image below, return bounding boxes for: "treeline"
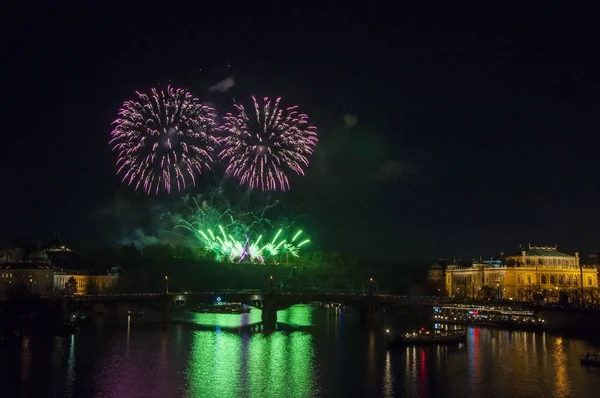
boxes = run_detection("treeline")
[85,243,434,294]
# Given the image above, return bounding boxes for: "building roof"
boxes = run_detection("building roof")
[0,262,54,270]
[523,249,573,257]
[505,244,575,258]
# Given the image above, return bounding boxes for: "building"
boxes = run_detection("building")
[427,263,446,294]
[48,244,119,295]
[0,243,119,297]
[53,271,118,295]
[0,245,55,296]
[445,244,599,303]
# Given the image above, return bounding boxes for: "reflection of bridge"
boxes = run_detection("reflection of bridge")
[48,291,449,330]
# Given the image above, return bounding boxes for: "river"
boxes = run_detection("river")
[0,305,599,397]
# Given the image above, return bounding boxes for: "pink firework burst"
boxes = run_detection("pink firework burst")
[219,96,318,191]
[110,86,218,194]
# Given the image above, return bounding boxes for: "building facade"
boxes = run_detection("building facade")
[427,263,446,294]
[0,244,119,297]
[0,246,55,296]
[445,244,599,303]
[53,272,118,295]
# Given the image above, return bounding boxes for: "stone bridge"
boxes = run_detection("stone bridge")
[46,291,449,330]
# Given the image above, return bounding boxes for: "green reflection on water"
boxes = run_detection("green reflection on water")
[186,330,315,398]
[277,304,313,327]
[186,331,242,397]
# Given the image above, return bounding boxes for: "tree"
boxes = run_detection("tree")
[64,277,77,295]
[478,285,495,301]
[142,243,173,259]
[173,245,195,259]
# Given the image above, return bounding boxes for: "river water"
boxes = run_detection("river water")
[1,305,599,397]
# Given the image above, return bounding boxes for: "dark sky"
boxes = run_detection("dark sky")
[3,2,600,260]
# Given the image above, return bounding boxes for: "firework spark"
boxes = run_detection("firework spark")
[175,198,309,264]
[218,96,318,191]
[110,86,218,194]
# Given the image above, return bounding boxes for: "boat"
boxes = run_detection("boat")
[386,327,467,348]
[192,302,251,314]
[581,353,600,367]
[432,304,546,331]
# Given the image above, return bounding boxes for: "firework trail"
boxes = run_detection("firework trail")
[174,198,310,264]
[219,96,318,191]
[110,86,218,194]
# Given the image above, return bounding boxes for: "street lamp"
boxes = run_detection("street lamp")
[364,277,378,294]
[164,275,169,294]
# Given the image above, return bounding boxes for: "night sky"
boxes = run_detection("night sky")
[4,2,600,260]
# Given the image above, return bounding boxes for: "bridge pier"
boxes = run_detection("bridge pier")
[359,295,377,324]
[161,294,171,324]
[261,295,278,331]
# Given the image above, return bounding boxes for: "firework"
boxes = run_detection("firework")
[110,86,218,194]
[218,96,318,191]
[175,199,310,264]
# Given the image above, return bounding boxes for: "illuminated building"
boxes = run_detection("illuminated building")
[0,245,54,296]
[445,244,599,302]
[46,243,119,295]
[0,243,118,297]
[52,271,118,295]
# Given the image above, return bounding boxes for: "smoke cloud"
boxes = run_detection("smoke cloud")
[209,77,236,93]
[342,114,358,128]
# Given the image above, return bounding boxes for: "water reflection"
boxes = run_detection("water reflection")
[554,337,571,397]
[66,334,75,398]
[277,304,313,327]
[186,330,315,398]
[382,351,394,398]
[2,307,600,397]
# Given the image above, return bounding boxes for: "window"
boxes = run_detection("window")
[588,277,593,286]
[566,276,570,285]
[541,275,547,284]
[558,275,563,284]
[527,276,531,284]
[550,275,555,284]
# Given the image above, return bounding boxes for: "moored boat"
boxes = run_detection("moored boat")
[192,302,251,314]
[386,327,467,348]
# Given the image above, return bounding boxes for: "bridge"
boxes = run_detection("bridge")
[44,291,449,330]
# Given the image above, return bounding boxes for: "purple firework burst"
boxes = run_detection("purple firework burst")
[110,86,218,194]
[219,96,318,191]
